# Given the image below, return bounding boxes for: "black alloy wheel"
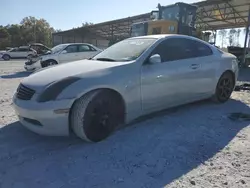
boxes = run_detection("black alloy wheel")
[215,72,234,103]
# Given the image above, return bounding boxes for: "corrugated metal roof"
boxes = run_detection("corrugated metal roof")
[54,0,250,39]
[196,0,250,30]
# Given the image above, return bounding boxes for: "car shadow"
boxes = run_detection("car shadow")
[0,71,31,79]
[0,99,249,187]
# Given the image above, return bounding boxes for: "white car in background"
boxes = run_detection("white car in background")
[1,47,36,60]
[24,43,102,71]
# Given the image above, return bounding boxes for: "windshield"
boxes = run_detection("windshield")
[50,44,67,54]
[92,38,157,62]
[161,6,179,21]
[131,23,147,37]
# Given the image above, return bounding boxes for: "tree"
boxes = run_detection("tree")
[236,29,241,46]
[242,27,250,48]
[0,27,10,49]
[228,28,237,46]
[20,16,55,46]
[218,29,228,47]
[82,22,94,27]
[0,27,9,38]
[0,16,60,49]
[54,29,62,33]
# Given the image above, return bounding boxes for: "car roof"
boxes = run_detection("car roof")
[130,34,214,46]
[60,43,95,46]
[130,34,178,39]
[19,46,29,48]
[130,34,201,40]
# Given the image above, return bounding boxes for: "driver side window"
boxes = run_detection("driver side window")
[10,48,17,52]
[65,45,78,53]
[151,38,196,62]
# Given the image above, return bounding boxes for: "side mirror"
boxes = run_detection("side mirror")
[61,50,67,54]
[149,54,161,64]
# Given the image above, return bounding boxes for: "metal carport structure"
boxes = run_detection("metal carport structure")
[53,0,250,63]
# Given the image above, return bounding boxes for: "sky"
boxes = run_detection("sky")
[0,0,199,30]
[0,0,248,46]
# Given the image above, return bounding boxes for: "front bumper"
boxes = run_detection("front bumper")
[24,60,41,71]
[12,94,74,136]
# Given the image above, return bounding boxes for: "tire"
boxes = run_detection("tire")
[41,60,58,68]
[47,60,57,66]
[27,54,33,60]
[70,90,124,142]
[212,72,235,103]
[2,54,10,61]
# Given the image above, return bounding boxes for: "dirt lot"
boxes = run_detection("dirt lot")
[0,60,250,188]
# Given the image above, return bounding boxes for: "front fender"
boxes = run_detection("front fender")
[41,54,58,62]
[56,73,141,123]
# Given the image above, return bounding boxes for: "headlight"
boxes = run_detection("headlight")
[37,76,80,102]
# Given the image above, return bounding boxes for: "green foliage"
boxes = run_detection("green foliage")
[0,16,56,50]
[228,28,237,46]
[217,28,246,47]
[82,22,94,27]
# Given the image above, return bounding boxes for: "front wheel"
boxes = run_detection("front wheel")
[2,54,10,61]
[41,60,58,68]
[27,54,33,60]
[47,60,57,66]
[70,90,124,142]
[212,72,235,103]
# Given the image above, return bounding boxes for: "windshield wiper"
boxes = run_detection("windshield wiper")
[95,58,116,62]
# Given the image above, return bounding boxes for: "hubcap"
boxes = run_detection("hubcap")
[90,101,113,131]
[83,95,120,142]
[218,78,232,100]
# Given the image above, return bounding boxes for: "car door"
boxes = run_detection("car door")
[18,48,29,58]
[8,48,19,58]
[58,45,78,63]
[189,40,217,96]
[141,37,207,113]
[161,38,216,102]
[77,44,99,60]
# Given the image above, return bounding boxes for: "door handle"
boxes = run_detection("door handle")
[190,64,200,69]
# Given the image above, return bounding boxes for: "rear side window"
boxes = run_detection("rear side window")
[78,45,91,52]
[191,40,213,57]
[19,48,29,52]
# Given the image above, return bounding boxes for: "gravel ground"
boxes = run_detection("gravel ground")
[0,60,250,188]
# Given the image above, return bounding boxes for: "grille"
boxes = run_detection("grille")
[16,84,35,100]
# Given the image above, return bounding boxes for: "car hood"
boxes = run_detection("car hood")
[21,59,130,92]
[40,53,55,60]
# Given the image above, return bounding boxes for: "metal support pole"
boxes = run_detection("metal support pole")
[214,30,217,45]
[242,6,250,67]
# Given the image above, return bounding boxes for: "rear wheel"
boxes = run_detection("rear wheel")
[212,72,235,103]
[70,90,125,142]
[2,54,10,61]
